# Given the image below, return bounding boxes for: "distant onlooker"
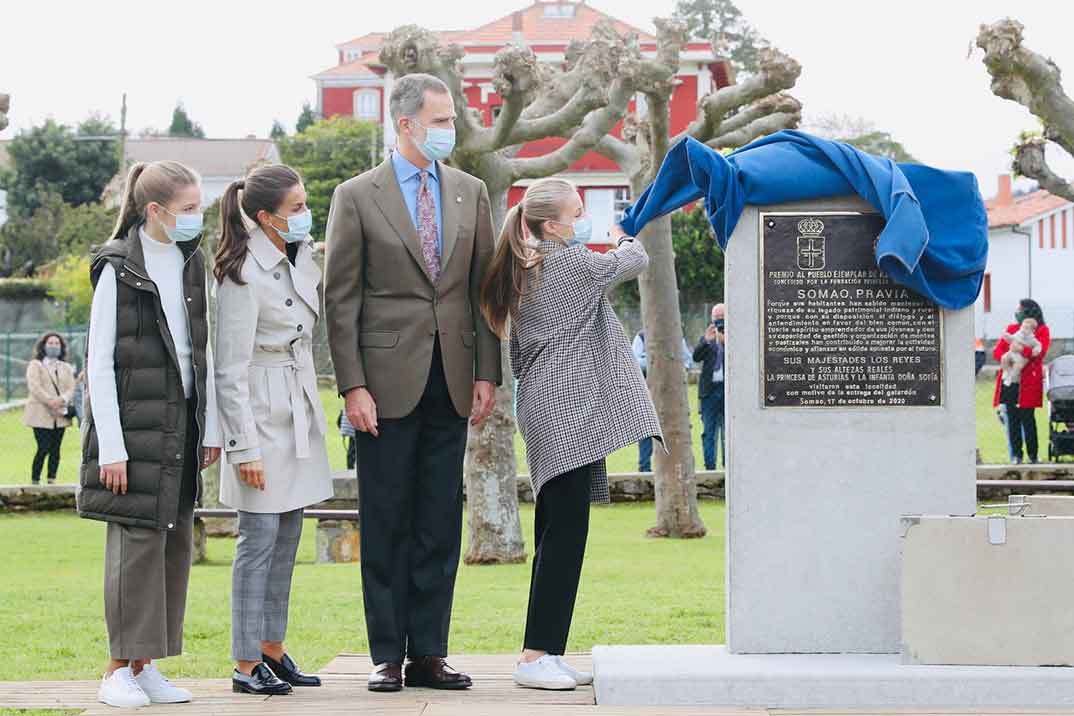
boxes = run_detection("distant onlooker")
[23,332,77,484]
[632,329,691,473]
[974,337,986,376]
[338,409,357,470]
[693,304,726,470]
[992,299,1050,464]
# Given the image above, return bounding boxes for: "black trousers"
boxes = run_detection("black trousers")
[31,426,65,483]
[523,462,593,655]
[356,340,468,665]
[1002,382,1038,461]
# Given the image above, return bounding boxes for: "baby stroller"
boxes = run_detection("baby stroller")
[1047,355,1074,462]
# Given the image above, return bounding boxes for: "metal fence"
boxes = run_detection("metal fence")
[0,327,88,401]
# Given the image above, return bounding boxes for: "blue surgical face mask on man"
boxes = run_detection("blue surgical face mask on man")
[411,118,456,162]
[159,207,204,243]
[272,209,313,244]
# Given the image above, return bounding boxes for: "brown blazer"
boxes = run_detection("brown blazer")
[324,156,502,420]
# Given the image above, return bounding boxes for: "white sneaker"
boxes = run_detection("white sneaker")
[135,663,193,704]
[98,666,151,708]
[554,655,593,686]
[513,655,577,690]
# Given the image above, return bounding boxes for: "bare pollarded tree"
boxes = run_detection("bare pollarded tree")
[978,18,1074,202]
[377,17,801,560]
[591,20,801,538]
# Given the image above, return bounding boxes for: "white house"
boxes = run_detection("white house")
[0,141,9,227]
[975,175,1074,343]
[102,137,281,209]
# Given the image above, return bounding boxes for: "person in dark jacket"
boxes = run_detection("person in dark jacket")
[79,161,222,708]
[693,303,726,470]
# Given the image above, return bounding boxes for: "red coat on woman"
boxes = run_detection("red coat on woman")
[992,322,1051,409]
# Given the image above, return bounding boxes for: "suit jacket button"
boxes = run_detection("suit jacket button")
[274,272,281,280]
[286,298,293,306]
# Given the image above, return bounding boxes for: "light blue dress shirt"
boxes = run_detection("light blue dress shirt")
[391,149,443,255]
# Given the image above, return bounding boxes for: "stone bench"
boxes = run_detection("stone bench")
[193,507,360,565]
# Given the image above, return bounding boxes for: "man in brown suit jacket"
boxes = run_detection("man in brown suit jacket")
[324,73,501,693]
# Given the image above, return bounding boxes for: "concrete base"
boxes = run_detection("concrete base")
[592,645,1074,709]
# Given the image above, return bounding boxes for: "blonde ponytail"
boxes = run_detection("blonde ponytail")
[108,160,201,242]
[479,177,578,338]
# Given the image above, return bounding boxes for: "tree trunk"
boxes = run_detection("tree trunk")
[463,187,526,564]
[635,209,707,539]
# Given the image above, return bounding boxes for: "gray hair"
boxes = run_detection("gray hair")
[389,73,450,129]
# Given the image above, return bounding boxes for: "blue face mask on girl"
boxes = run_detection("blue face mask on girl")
[554,216,591,246]
[160,207,204,243]
[272,209,313,243]
[411,119,456,162]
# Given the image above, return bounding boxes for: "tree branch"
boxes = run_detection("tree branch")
[1012,136,1074,202]
[0,93,9,132]
[978,18,1074,159]
[676,47,801,145]
[707,110,801,150]
[379,25,488,147]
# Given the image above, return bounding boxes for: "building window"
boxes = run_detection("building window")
[983,273,991,313]
[613,188,632,222]
[543,3,577,18]
[354,91,379,121]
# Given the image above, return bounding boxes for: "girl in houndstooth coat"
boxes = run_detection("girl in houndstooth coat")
[480,177,663,690]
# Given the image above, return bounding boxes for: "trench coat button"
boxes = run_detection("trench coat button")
[274,272,281,280]
[297,324,304,332]
[228,439,236,447]
[286,298,293,306]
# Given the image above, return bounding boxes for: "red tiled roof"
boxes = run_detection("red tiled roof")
[985,188,1071,229]
[335,1,652,56]
[462,1,652,45]
[313,57,382,80]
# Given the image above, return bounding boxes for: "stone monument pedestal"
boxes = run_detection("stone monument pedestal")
[592,646,1074,709]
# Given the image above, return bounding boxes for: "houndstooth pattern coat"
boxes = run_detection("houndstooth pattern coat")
[510,237,664,503]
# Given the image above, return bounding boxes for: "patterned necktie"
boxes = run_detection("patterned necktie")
[417,170,441,284]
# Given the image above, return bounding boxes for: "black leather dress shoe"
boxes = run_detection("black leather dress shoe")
[232,663,293,695]
[368,662,403,692]
[404,656,473,690]
[262,653,321,687]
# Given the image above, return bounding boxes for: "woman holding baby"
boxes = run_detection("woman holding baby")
[992,299,1050,464]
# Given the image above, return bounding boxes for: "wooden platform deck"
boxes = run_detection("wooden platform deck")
[1,653,1072,715]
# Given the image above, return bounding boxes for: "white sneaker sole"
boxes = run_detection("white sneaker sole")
[513,675,577,690]
[146,693,192,704]
[98,694,151,708]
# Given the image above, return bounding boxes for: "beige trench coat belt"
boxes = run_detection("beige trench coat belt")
[250,340,317,460]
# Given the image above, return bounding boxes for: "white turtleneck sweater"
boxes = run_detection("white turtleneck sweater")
[87,227,221,465]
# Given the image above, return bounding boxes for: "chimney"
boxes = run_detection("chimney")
[996,174,1013,206]
[512,11,524,44]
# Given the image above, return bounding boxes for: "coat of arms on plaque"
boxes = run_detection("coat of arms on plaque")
[796,217,826,271]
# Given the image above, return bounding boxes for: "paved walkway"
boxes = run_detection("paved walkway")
[0,653,1070,715]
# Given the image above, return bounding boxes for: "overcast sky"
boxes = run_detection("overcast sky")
[2,0,1071,198]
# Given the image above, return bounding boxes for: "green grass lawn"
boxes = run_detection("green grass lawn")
[0,503,724,682]
[3,377,1050,486]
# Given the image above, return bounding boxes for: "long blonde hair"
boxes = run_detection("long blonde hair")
[110,160,201,241]
[479,177,577,338]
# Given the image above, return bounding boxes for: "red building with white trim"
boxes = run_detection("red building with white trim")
[313,0,733,247]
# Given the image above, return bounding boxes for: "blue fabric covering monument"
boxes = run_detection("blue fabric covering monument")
[618,130,988,310]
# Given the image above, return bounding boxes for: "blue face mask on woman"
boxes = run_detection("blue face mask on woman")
[272,209,313,244]
[160,207,204,243]
[411,119,456,162]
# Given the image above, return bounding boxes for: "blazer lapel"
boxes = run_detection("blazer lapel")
[439,163,461,273]
[371,159,434,284]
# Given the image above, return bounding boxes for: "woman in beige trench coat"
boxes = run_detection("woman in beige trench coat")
[23,331,76,484]
[213,164,333,696]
